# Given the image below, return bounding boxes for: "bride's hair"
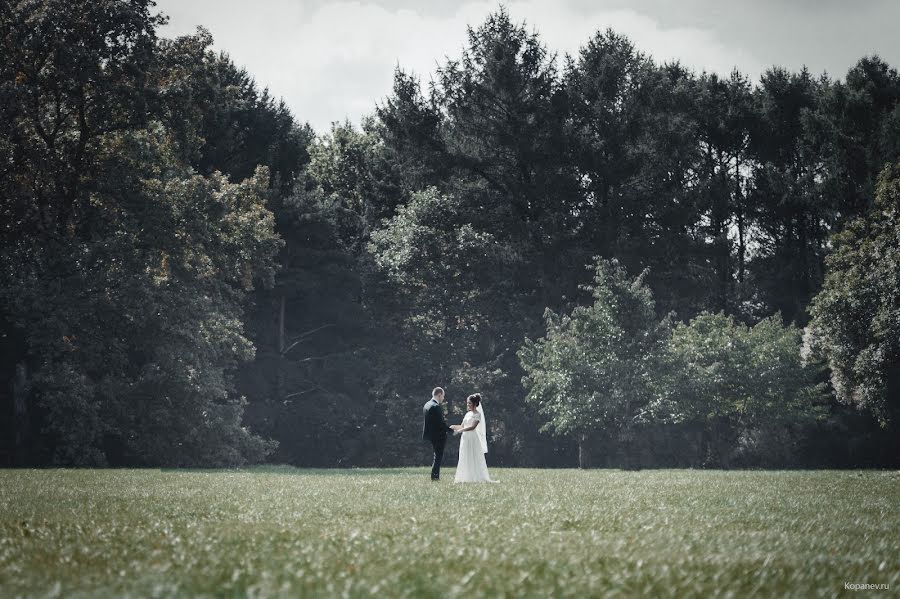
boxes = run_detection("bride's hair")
[467,393,481,407]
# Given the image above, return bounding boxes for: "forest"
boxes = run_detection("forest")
[1,0,898,469]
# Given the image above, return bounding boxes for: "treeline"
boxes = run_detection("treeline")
[1,3,897,467]
[0,2,308,465]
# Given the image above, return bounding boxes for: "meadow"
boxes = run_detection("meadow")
[0,468,897,597]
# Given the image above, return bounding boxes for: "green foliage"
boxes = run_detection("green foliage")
[371,187,507,342]
[817,57,900,218]
[3,3,900,468]
[519,259,670,461]
[304,119,405,235]
[745,68,828,323]
[566,32,720,318]
[153,28,313,195]
[662,312,826,465]
[369,10,900,467]
[0,0,164,244]
[1,469,897,596]
[1,128,280,465]
[372,10,592,464]
[809,161,900,427]
[233,119,420,467]
[0,1,280,465]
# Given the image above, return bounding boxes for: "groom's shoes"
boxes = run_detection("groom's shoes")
[430,477,440,481]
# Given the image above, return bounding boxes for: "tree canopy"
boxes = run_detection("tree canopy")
[2,4,898,468]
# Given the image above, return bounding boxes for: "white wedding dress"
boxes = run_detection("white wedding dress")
[454,408,495,483]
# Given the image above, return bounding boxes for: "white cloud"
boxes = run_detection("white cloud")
[156,1,765,132]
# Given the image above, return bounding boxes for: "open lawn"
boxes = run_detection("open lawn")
[0,468,897,597]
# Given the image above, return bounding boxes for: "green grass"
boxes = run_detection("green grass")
[0,468,897,597]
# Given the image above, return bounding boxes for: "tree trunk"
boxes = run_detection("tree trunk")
[736,206,745,284]
[277,294,286,354]
[276,294,286,400]
[735,158,746,286]
[12,362,29,464]
[577,434,591,469]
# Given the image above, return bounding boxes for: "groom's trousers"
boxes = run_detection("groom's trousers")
[431,438,446,480]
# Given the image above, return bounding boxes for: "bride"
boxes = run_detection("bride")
[451,393,496,483]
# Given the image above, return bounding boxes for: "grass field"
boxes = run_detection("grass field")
[0,468,897,597]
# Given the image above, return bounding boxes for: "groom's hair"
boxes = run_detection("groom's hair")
[432,387,444,398]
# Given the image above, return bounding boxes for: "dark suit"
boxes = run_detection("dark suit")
[422,398,453,480]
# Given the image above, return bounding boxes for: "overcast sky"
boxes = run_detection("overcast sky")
[154,0,900,133]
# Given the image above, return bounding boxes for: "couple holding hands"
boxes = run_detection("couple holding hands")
[422,387,496,483]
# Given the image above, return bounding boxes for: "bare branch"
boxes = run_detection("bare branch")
[294,347,368,364]
[280,323,336,356]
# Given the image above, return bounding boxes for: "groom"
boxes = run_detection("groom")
[422,387,454,481]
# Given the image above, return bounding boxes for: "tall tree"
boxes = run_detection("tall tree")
[662,312,825,466]
[372,9,582,462]
[1,0,164,463]
[808,160,900,429]
[566,33,730,319]
[694,70,755,315]
[747,67,827,323]
[0,1,280,465]
[153,28,312,194]
[815,56,900,220]
[241,122,400,466]
[518,259,670,468]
